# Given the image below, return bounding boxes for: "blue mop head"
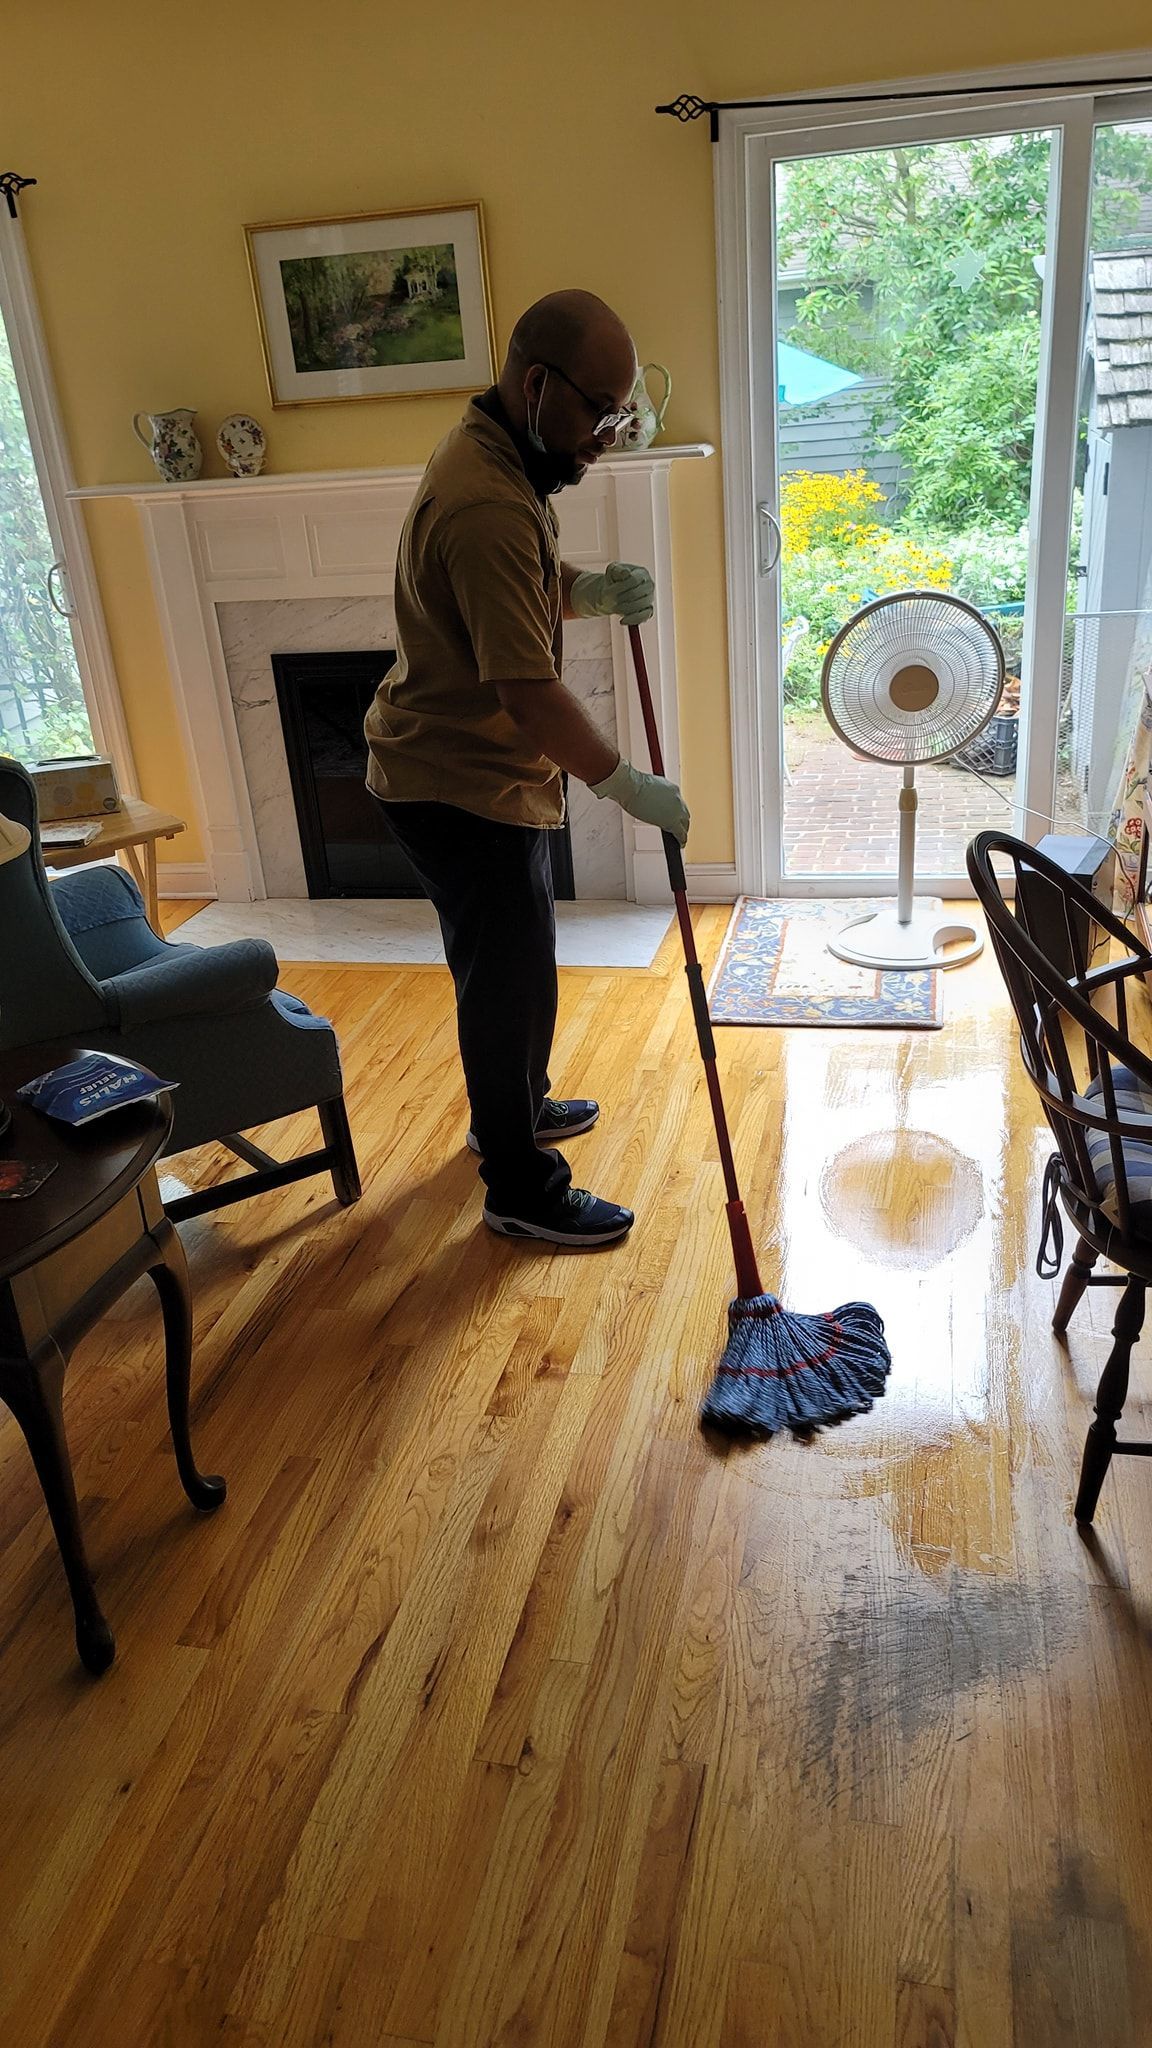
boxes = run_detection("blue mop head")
[700,1292,891,1436]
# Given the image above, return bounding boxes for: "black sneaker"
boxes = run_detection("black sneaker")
[466,1097,599,1156]
[483,1186,634,1247]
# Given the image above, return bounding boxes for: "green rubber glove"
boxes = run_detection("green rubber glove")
[570,561,655,626]
[589,756,690,847]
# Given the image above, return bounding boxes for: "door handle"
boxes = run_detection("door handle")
[47,560,76,618]
[756,503,782,576]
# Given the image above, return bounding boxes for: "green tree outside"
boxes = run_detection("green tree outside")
[0,321,91,761]
[777,126,1152,533]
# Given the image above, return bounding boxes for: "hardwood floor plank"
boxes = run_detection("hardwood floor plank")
[603,1761,705,2048]
[431,1753,567,2048]
[952,1620,1012,2048]
[462,1438,704,2046]
[830,1819,900,2046]
[475,1342,657,1768]
[378,1757,516,2043]
[661,1461,748,1768]
[895,1980,955,2048]
[650,1519,760,2048]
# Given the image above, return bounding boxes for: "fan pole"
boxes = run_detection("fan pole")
[828,706,983,969]
[897,767,916,925]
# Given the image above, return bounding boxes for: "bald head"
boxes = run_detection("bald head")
[497,290,638,485]
[505,290,635,387]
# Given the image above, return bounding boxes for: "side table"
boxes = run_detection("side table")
[42,796,186,932]
[0,1042,225,1673]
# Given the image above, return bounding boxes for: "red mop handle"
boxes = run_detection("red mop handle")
[627,624,763,1300]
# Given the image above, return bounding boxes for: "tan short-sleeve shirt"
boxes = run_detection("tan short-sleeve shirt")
[364,398,565,827]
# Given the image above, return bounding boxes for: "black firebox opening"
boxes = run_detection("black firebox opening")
[271,650,575,900]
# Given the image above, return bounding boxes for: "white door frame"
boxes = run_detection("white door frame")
[0,200,137,790]
[716,55,1152,899]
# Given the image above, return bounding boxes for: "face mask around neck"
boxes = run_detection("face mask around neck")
[522,369,584,494]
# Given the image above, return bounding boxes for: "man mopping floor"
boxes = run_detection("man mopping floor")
[365,288,892,1433]
[364,288,689,1249]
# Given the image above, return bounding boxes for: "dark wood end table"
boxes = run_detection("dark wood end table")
[0,1042,225,1674]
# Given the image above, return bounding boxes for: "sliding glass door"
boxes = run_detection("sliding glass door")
[727,88,1152,894]
[1060,116,1152,874]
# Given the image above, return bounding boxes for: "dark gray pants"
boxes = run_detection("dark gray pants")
[377,799,571,1213]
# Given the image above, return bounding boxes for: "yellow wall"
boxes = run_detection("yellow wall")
[3,2,1149,871]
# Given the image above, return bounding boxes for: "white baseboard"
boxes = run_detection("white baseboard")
[685,862,739,902]
[157,862,214,899]
[155,860,739,906]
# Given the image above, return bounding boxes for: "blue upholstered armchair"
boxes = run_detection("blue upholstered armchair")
[0,759,360,1220]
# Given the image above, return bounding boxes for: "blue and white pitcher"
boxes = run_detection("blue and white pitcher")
[133,407,203,482]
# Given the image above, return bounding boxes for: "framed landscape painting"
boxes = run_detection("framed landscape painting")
[245,202,494,406]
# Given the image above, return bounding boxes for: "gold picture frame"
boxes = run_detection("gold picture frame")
[244,200,495,408]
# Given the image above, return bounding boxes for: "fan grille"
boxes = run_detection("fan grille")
[822,591,1005,765]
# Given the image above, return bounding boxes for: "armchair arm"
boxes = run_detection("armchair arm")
[103,938,279,1029]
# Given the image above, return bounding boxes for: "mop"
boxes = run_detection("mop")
[627,624,892,1435]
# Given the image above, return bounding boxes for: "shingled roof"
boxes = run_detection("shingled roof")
[1090,254,1152,428]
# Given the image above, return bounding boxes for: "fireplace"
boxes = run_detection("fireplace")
[271,649,575,899]
[79,446,712,904]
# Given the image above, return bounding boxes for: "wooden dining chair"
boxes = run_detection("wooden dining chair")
[968,829,1152,1522]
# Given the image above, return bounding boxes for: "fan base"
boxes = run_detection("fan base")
[828,900,982,972]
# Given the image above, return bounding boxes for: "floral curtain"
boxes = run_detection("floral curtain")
[1108,570,1152,913]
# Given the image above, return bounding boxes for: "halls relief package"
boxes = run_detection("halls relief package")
[17,1053,176,1126]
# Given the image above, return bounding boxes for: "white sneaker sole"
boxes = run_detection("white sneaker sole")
[467,1108,599,1156]
[482,1206,633,1246]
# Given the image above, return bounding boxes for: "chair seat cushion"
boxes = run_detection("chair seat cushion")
[1084,1065,1152,1227]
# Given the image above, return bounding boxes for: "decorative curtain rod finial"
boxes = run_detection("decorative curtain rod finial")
[655,94,712,121]
[655,93,719,138]
[0,173,36,220]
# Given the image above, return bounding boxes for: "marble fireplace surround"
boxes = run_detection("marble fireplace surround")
[217,596,626,900]
[72,442,713,905]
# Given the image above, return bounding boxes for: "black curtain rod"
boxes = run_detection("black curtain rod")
[0,173,36,219]
[656,78,1152,142]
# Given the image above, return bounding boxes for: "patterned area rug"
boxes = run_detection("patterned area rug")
[707,897,944,1028]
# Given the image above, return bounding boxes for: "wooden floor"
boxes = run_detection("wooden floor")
[3,904,1152,2046]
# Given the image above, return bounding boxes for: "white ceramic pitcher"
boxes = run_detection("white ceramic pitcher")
[133,408,203,482]
[619,363,671,450]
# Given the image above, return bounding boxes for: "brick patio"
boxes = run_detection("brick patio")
[782,727,1012,875]
[780,725,1079,876]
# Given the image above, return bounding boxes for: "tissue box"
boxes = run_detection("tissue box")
[30,754,121,822]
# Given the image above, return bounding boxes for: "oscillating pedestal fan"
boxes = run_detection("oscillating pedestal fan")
[820,589,1005,970]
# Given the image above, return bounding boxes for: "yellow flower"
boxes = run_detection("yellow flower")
[780,469,886,555]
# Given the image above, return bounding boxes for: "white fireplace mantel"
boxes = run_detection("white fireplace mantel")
[69,443,712,906]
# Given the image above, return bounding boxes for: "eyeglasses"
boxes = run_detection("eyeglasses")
[538,361,632,439]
